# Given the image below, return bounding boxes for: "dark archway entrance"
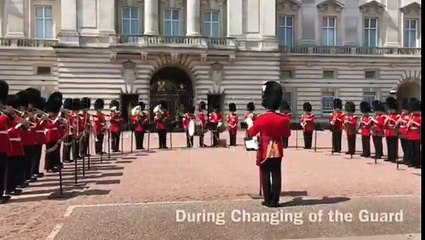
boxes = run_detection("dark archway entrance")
[150,67,194,127]
[396,80,421,110]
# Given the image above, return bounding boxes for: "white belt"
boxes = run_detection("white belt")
[0,131,7,134]
[36,130,45,133]
[10,138,21,141]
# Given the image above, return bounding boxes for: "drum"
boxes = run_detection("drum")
[188,119,196,137]
[244,137,258,151]
[217,122,226,133]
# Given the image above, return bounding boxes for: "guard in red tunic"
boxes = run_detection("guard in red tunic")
[32,97,47,179]
[132,102,148,150]
[183,105,196,148]
[396,99,410,165]
[407,98,421,168]
[371,100,385,159]
[227,103,238,146]
[280,101,291,148]
[0,80,11,203]
[209,105,223,147]
[44,95,64,172]
[110,100,122,152]
[343,101,358,155]
[248,81,290,208]
[62,98,74,163]
[384,97,399,162]
[359,101,372,157]
[154,101,171,149]
[301,102,315,149]
[197,101,207,147]
[93,99,106,154]
[329,99,344,153]
[242,102,256,136]
[80,98,91,157]
[71,98,82,159]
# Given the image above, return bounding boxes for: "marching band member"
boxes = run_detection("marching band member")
[32,97,47,179]
[0,80,11,203]
[44,95,64,173]
[280,101,291,148]
[371,100,385,159]
[343,101,358,155]
[209,105,223,147]
[227,103,238,146]
[300,102,315,149]
[247,81,290,208]
[359,102,372,157]
[197,101,207,147]
[407,98,421,168]
[154,101,171,149]
[384,97,399,162]
[243,102,256,137]
[62,99,74,163]
[329,99,344,153]
[131,102,148,150]
[93,99,106,154]
[396,99,410,165]
[183,106,196,148]
[80,97,91,157]
[71,98,82,159]
[110,100,122,152]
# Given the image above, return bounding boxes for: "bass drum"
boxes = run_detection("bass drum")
[217,122,226,133]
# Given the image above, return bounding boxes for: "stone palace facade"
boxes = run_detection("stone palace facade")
[0,0,421,120]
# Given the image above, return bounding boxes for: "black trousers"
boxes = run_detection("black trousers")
[6,156,21,192]
[410,140,421,167]
[199,134,205,147]
[72,138,80,159]
[111,132,120,152]
[212,131,220,147]
[361,136,371,157]
[62,136,73,161]
[347,135,356,155]
[135,131,144,149]
[332,130,342,152]
[45,142,61,171]
[260,158,282,205]
[32,145,42,176]
[229,131,237,146]
[303,132,313,149]
[157,129,167,149]
[0,153,6,196]
[186,130,194,148]
[282,137,288,149]
[81,134,89,156]
[400,138,410,163]
[23,146,35,181]
[386,136,398,162]
[372,136,383,158]
[95,134,104,154]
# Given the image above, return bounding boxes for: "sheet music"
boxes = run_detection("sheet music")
[244,137,258,151]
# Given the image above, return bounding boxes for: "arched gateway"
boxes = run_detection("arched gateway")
[149,67,194,122]
[395,78,421,109]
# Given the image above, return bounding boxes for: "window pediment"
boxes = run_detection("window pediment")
[160,0,184,8]
[277,0,301,11]
[317,0,344,13]
[201,0,226,9]
[400,2,421,15]
[359,0,386,14]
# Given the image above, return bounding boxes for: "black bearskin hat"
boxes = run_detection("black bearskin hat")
[16,91,28,108]
[5,95,20,109]
[344,101,355,113]
[360,101,371,114]
[408,98,421,112]
[160,100,167,110]
[262,81,282,110]
[25,88,41,107]
[281,101,290,112]
[333,98,342,110]
[372,100,384,112]
[247,102,255,112]
[213,104,220,112]
[198,101,206,111]
[229,103,236,112]
[48,91,63,103]
[94,99,104,110]
[401,98,409,111]
[0,80,9,104]
[303,102,312,112]
[33,97,46,111]
[110,99,120,111]
[81,97,91,110]
[385,97,397,111]
[187,105,195,114]
[72,98,81,111]
[46,98,62,114]
[138,101,145,111]
[63,98,73,110]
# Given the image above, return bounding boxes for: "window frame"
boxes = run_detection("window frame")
[203,10,221,37]
[278,15,294,46]
[363,17,379,47]
[163,9,182,36]
[404,18,419,48]
[321,91,335,113]
[363,92,376,105]
[323,70,336,79]
[321,16,337,46]
[121,7,141,36]
[34,5,54,39]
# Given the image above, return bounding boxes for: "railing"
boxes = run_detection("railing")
[280,45,421,56]
[0,38,58,48]
[119,35,236,50]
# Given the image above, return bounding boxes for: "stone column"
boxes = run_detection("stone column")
[5,0,25,38]
[144,0,159,35]
[186,0,201,36]
[99,0,116,34]
[58,0,79,46]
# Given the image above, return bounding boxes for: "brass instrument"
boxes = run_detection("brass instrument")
[153,104,167,121]
[342,116,356,135]
[407,114,421,131]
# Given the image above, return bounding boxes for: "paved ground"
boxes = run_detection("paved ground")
[0,130,421,240]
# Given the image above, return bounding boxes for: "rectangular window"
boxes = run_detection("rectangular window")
[321,17,336,46]
[323,70,335,79]
[122,7,140,35]
[364,18,378,47]
[279,16,294,46]
[204,11,220,37]
[36,66,52,75]
[164,9,181,36]
[365,70,377,79]
[35,6,53,39]
[281,70,294,79]
[404,19,418,47]
[363,92,376,105]
[321,92,335,112]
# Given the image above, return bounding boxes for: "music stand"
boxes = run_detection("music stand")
[107,130,111,159]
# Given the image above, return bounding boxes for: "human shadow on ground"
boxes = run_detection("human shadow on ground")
[278,196,350,207]
[8,189,111,203]
[249,191,308,199]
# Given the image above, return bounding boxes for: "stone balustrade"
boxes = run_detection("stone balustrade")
[0,38,58,48]
[280,45,421,56]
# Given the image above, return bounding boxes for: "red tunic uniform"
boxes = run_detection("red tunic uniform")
[398,113,410,139]
[248,112,290,166]
[21,119,36,146]
[130,114,144,133]
[227,113,239,133]
[209,112,223,124]
[384,113,399,137]
[372,113,385,137]
[0,115,10,153]
[183,113,196,130]
[110,112,122,133]
[7,121,24,157]
[45,116,61,144]
[359,115,372,137]
[330,112,345,130]
[407,114,421,141]
[198,112,207,129]
[343,115,358,137]
[301,113,316,133]
[154,113,170,130]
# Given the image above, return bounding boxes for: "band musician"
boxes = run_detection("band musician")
[329,99,344,153]
[396,99,410,165]
[154,101,171,149]
[209,105,223,147]
[80,98,91,157]
[407,98,421,168]
[371,100,385,159]
[93,99,106,155]
[300,102,315,149]
[109,100,122,152]
[359,102,372,157]
[71,99,82,160]
[227,103,238,146]
[343,101,357,155]
[384,97,399,162]
[62,99,74,163]
[131,102,148,150]
[197,101,207,147]
[183,106,196,148]
[243,102,256,137]
[0,80,11,203]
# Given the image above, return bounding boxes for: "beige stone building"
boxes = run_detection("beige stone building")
[0,0,421,121]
